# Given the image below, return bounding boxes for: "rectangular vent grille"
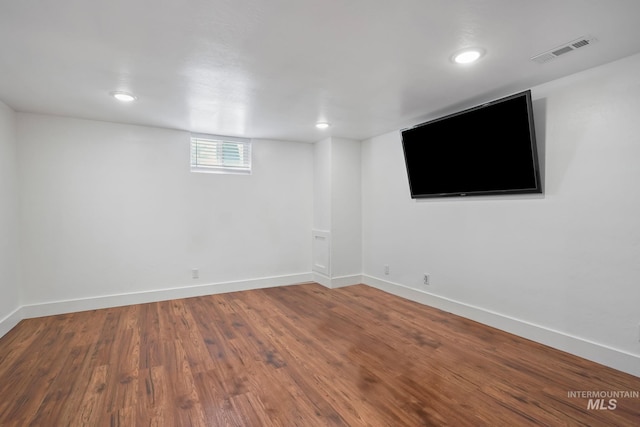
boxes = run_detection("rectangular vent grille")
[552,46,574,56]
[571,39,590,49]
[531,36,597,64]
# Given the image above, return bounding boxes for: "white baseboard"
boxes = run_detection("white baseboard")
[20,273,314,320]
[313,273,363,289]
[6,272,638,378]
[313,272,331,288]
[0,306,23,339]
[362,275,640,378]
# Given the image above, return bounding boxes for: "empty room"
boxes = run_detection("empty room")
[1,1,640,425]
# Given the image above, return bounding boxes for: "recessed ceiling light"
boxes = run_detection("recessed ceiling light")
[110,91,137,102]
[316,122,330,129]
[452,48,485,64]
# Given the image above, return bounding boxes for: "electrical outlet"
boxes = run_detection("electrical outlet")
[192,268,199,279]
[384,265,390,275]
[423,273,430,286]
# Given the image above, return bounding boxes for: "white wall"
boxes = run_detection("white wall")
[312,137,362,286]
[17,114,314,306]
[330,138,362,278]
[362,53,640,374]
[313,137,332,231]
[0,101,21,333]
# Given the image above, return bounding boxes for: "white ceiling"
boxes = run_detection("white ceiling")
[2,0,640,143]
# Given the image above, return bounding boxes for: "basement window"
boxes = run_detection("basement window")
[190,134,252,175]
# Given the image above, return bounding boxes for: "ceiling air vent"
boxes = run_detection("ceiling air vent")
[531,36,597,64]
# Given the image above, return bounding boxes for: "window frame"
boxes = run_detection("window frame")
[190,133,252,175]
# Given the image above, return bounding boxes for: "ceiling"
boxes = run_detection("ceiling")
[2,0,640,143]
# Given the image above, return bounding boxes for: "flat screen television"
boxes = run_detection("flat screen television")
[401,90,542,198]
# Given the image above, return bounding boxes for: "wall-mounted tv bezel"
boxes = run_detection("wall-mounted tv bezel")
[400,90,542,199]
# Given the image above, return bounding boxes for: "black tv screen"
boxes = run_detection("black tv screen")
[401,90,542,198]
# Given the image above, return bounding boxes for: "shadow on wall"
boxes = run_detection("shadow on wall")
[532,97,547,193]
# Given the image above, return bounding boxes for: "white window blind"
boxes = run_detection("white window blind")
[190,134,252,174]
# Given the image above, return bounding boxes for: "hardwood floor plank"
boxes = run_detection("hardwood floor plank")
[0,283,639,426]
[74,364,109,426]
[137,365,176,427]
[0,319,48,374]
[0,322,75,423]
[138,302,162,370]
[25,344,93,426]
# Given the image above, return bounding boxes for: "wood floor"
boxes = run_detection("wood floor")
[0,284,638,426]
